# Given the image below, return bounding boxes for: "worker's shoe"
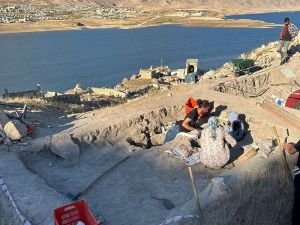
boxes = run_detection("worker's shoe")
[280,56,290,65]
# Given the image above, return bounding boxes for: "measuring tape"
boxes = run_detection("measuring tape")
[0,176,31,225]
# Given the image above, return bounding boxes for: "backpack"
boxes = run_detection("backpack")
[289,23,299,39]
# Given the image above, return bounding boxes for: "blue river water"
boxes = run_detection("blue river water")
[0,11,299,94]
[226,11,300,24]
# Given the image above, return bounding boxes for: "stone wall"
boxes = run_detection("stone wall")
[90,87,127,98]
[214,72,271,97]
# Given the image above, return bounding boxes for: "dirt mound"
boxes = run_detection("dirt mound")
[80,105,183,149]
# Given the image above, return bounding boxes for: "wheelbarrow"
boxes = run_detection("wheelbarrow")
[232,58,255,76]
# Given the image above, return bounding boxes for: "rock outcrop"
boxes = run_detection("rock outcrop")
[50,133,80,162]
[202,34,300,80]
[4,120,27,141]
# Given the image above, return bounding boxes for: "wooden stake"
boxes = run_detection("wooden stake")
[188,166,205,225]
[272,126,293,183]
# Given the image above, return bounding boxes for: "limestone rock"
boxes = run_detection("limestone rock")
[4,120,27,141]
[122,77,129,83]
[0,110,10,129]
[50,133,80,161]
[127,131,149,148]
[130,74,138,80]
[150,133,165,145]
[65,83,86,95]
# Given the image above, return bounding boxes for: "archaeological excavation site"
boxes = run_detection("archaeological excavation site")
[1,38,300,225]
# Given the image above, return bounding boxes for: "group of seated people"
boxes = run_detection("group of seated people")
[178,99,245,169]
[178,98,300,224]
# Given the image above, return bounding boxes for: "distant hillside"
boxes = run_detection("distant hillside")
[0,0,300,12]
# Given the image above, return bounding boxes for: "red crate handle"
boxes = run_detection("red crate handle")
[63,205,76,212]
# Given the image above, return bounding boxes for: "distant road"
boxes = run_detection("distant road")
[135,14,160,27]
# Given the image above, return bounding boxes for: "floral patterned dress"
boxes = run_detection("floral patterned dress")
[200,126,237,169]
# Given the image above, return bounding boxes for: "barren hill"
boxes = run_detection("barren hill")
[1,0,300,13]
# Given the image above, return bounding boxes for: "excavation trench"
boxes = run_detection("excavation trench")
[78,105,184,149]
[16,105,209,225]
[0,102,296,225]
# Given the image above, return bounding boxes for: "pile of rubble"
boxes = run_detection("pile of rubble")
[201,34,300,80]
[0,110,30,144]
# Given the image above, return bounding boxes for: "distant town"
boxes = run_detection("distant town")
[0,4,151,24]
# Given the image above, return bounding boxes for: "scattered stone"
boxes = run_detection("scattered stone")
[150,133,165,145]
[256,138,275,158]
[50,133,80,161]
[4,120,27,141]
[65,83,86,95]
[130,74,138,80]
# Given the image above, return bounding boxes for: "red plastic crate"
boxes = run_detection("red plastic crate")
[285,89,300,109]
[54,200,101,225]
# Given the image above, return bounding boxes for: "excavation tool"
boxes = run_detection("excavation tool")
[0,103,29,120]
[66,155,130,201]
[188,166,206,225]
[272,127,293,183]
[285,128,289,143]
[151,196,175,210]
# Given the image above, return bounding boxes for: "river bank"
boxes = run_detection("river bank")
[2,6,300,35]
[0,7,293,35]
[0,18,276,35]
[1,26,300,225]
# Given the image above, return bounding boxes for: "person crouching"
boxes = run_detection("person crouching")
[200,116,237,169]
[179,99,210,136]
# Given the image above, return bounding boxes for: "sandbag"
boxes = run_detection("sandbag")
[4,120,27,141]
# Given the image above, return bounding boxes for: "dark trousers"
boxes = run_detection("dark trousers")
[293,174,300,225]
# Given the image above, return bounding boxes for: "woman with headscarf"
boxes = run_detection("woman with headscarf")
[200,116,237,169]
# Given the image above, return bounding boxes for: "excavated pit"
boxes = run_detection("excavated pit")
[1,103,296,225]
[214,72,271,97]
[15,105,221,225]
[79,105,184,149]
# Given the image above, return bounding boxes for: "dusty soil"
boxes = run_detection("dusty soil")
[1,31,300,225]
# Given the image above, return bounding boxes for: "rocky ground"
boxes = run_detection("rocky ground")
[1,30,300,225]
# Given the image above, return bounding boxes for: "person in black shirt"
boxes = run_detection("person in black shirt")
[283,140,300,225]
[179,99,210,133]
